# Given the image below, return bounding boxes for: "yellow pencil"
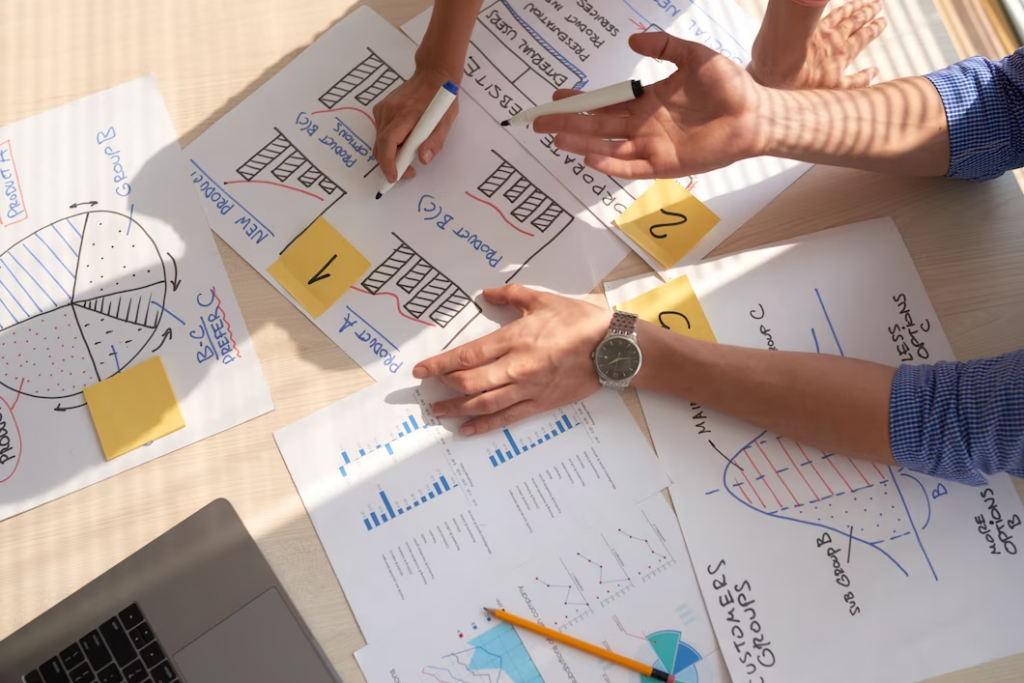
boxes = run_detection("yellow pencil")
[485,607,676,682]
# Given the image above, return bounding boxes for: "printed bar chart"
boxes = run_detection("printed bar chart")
[363,475,456,530]
[340,412,423,476]
[489,413,576,467]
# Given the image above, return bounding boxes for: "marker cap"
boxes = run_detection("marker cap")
[443,80,459,96]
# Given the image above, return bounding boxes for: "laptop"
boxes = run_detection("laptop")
[0,499,341,683]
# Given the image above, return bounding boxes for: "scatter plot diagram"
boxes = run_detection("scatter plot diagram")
[0,211,167,399]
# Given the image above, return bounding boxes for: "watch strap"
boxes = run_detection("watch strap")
[609,310,638,336]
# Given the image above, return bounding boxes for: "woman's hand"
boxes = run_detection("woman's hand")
[533,32,767,180]
[749,0,887,90]
[413,285,611,435]
[371,67,460,183]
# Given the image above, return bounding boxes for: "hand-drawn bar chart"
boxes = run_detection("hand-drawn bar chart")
[318,48,404,110]
[363,475,457,531]
[488,408,580,467]
[340,412,424,477]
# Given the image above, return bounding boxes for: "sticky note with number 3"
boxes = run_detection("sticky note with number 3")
[268,218,370,318]
[614,179,720,268]
[617,275,717,343]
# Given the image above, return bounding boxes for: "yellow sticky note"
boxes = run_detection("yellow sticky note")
[84,356,186,460]
[617,275,717,343]
[614,179,721,269]
[268,218,370,318]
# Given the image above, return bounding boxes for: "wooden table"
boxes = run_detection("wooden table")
[1,1,1022,682]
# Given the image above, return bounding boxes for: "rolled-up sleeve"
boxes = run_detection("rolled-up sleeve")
[890,351,1024,484]
[925,48,1024,181]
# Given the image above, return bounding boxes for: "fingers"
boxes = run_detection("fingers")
[837,0,883,36]
[819,0,859,30]
[418,100,459,166]
[373,112,417,183]
[552,89,633,116]
[551,133,643,160]
[482,283,544,312]
[849,16,887,54]
[841,66,879,89]
[628,31,704,66]
[533,112,634,138]
[584,154,658,179]
[438,357,513,395]
[413,332,510,379]
[431,384,523,419]
[458,400,539,436]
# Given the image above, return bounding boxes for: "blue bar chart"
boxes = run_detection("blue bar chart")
[341,412,423,477]
[363,474,457,531]
[488,410,579,467]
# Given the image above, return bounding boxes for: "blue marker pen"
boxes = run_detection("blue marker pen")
[376,80,459,199]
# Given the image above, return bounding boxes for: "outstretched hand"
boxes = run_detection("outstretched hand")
[413,285,610,435]
[749,0,888,90]
[533,32,766,180]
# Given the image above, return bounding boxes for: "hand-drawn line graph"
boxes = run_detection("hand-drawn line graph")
[478,0,588,90]
[0,210,167,399]
[423,621,543,683]
[355,234,479,328]
[708,431,937,581]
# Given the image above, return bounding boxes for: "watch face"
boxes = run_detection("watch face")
[595,337,641,381]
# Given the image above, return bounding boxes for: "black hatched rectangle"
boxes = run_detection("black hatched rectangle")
[429,290,471,327]
[362,243,416,293]
[396,259,433,294]
[478,161,516,198]
[320,51,385,109]
[503,175,533,205]
[271,151,308,183]
[530,199,568,233]
[237,134,291,181]
[511,188,547,223]
[355,68,402,106]
[404,273,451,319]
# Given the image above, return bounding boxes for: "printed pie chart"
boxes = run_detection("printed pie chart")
[643,630,703,683]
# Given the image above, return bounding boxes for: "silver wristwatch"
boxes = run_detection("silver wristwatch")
[592,311,643,391]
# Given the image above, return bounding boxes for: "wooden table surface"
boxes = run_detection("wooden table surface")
[1,1,1022,682]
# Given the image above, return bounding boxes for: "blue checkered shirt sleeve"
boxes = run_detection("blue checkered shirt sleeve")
[890,351,1024,484]
[925,48,1024,181]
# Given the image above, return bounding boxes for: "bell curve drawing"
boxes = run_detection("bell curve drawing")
[0,209,167,400]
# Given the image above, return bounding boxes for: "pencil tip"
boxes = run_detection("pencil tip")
[375,192,382,200]
[500,120,509,126]
[484,607,496,613]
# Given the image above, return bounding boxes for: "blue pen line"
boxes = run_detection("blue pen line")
[35,234,75,278]
[333,119,373,156]
[811,327,820,353]
[344,306,399,351]
[24,245,70,299]
[2,258,44,312]
[126,203,134,236]
[189,159,275,236]
[10,252,57,307]
[890,465,937,581]
[0,294,16,324]
[111,344,120,371]
[0,277,27,319]
[51,224,79,257]
[815,288,844,356]
[151,301,186,325]
[65,218,83,238]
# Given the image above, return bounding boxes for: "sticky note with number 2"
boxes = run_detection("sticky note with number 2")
[268,218,370,318]
[614,179,721,269]
[617,275,717,343]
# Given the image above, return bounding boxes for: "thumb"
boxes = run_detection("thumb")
[841,66,879,89]
[483,283,542,312]
[418,99,459,165]
[628,31,704,66]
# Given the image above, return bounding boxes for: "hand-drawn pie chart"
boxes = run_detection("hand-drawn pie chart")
[0,210,166,399]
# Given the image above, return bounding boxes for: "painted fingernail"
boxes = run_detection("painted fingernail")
[422,149,434,164]
[413,365,427,379]
[461,423,476,436]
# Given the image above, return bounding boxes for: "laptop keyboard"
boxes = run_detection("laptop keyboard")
[23,603,179,683]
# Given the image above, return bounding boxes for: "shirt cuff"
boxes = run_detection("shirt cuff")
[925,57,1016,182]
[889,363,989,485]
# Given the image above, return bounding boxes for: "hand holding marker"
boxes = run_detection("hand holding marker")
[501,79,645,126]
[376,80,459,199]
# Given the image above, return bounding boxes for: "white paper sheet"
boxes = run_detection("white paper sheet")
[403,0,811,275]
[275,376,669,641]
[605,219,1024,683]
[185,7,629,381]
[0,77,273,520]
[355,493,730,683]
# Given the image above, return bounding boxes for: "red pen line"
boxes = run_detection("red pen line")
[211,286,241,358]
[739,467,766,508]
[349,286,436,327]
[825,450,854,492]
[796,441,834,496]
[871,462,887,481]
[223,179,324,201]
[464,191,534,236]
[757,440,799,506]
[9,377,25,412]
[746,449,782,508]
[310,106,377,130]
[735,477,753,505]
[847,457,871,486]
[778,437,818,501]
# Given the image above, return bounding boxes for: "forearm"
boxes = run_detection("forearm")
[415,0,484,82]
[758,76,951,175]
[633,322,897,464]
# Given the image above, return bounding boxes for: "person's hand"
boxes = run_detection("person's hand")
[749,0,887,90]
[412,285,611,435]
[532,32,766,180]
[371,67,460,183]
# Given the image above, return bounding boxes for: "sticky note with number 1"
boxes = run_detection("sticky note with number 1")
[268,218,370,318]
[614,179,721,268]
[617,275,717,343]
